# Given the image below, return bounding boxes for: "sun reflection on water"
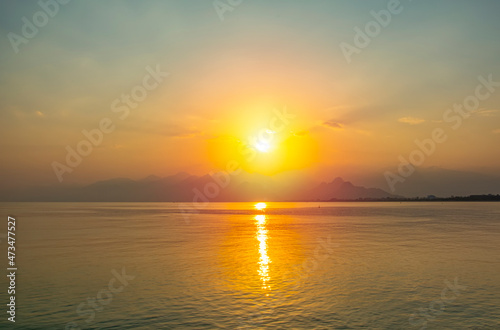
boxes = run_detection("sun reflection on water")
[255,214,271,290]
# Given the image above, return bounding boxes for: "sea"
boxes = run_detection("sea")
[0,202,499,329]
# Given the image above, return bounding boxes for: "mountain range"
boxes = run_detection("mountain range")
[1,172,399,202]
[3,167,499,202]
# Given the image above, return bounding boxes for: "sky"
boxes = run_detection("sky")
[1,0,500,192]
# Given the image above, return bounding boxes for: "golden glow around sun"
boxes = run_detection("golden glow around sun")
[206,107,319,176]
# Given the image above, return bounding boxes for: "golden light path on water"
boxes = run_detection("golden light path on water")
[254,203,270,291]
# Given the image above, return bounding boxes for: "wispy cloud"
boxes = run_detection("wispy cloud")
[492,129,500,134]
[473,109,499,117]
[398,117,425,125]
[323,120,343,129]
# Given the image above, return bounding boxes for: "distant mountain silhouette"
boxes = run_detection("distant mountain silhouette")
[6,167,499,202]
[305,177,399,201]
[0,172,399,202]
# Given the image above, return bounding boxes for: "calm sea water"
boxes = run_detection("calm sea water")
[0,202,499,329]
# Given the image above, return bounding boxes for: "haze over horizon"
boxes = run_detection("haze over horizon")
[3,168,500,202]
[1,0,500,198]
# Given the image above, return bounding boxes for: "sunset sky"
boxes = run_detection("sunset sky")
[1,0,500,191]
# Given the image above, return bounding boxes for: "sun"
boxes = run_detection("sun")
[253,129,276,153]
[254,141,271,153]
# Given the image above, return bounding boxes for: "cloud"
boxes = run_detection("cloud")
[323,120,343,129]
[492,129,500,135]
[398,117,425,125]
[474,109,499,117]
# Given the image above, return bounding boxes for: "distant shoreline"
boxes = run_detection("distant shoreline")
[299,194,500,202]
